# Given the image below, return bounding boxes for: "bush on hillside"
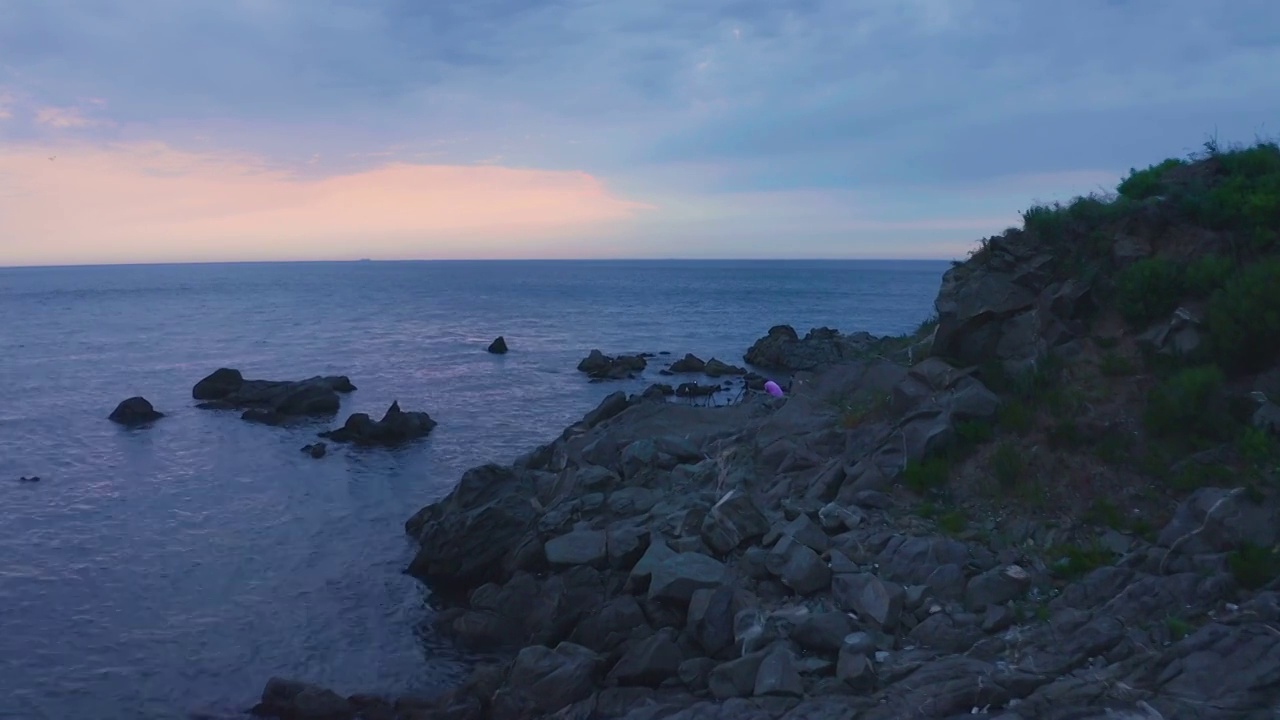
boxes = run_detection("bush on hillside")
[1183,253,1235,298]
[1207,257,1280,374]
[1144,365,1233,442]
[1117,158,1188,201]
[1114,258,1184,327]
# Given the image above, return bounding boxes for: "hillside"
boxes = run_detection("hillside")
[252,140,1280,720]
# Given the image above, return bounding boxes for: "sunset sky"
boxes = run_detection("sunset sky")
[1,0,1278,266]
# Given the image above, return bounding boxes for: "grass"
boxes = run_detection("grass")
[1099,352,1137,377]
[835,390,892,429]
[1144,365,1234,444]
[991,442,1026,490]
[936,509,969,535]
[902,457,950,494]
[1165,616,1194,642]
[1048,543,1116,580]
[1228,543,1280,590]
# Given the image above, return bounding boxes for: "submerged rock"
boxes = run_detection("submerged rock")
[192,368,356,423]
[108,396,164,426]
[319,401,436,447]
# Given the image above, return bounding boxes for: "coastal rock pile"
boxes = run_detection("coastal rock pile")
[319,401,437,447]
[193,368,357,425]
[743,326,878,372]
[578,350,648,380]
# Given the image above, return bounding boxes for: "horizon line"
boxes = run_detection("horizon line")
[0,256,962,271]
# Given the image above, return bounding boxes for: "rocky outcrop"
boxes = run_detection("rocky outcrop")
[108,396,164,425]
[488,336,509,354]
[318,401,436,447]
[931,231,1093,373]
[578,350,647,380]
[192,368,356,424]
[743,326,878,372]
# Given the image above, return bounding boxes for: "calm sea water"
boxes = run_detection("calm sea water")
[0,259,947,719]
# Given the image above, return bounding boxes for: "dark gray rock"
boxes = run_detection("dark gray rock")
[193,368,355,421]
[789,611,856,653]
[318,401,436,447]
[765,535,832,596]
[577,350,647,380]
[964,564,1031,611]
[490,642,599,720]
[743,325,878,372]
[754,646,804,697]
[607,629,684,687]
[708,651,767,700]
[668,354,706,373]
[301,442,326,459]
[545,529,608,568]
[648,553,727,603]
[701,491,770,554]
[253,677,353,720]
[108,396,164,425]
[704,358,748,378]
[487,336,509,354]
[832,573,904,630]
[686,585,736,657]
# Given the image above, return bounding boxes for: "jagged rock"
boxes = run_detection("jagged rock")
[686,585,736,657]
[606,629,683,687]
[1156,486,1278,556]
[744,325,878,371]
[668,353,706,373]
[577,350,647,380]
[487,336,509,354]
[708,651,766,700]
[832,573,905,630]
[754,646,804,697]
[789,611,856,653]
[704,358,747,378]
[319,401,436,447]
[108,396,164,425]
[701,491,770,554]
[253,677,353,720]
[1137,307,1203,357]
[964,563,1031,610]
[648,553,727,603]
[490,643,599,720]
[193,368,355,421]
[545,529,608,568]
[764,535,831,595]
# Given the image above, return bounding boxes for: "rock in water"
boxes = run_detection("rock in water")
[576,349,647,380]
[192,368,356,425]
[319,401,437,447]
[301,442,327,459]
[488,336,509,354]
[108,396,165,426]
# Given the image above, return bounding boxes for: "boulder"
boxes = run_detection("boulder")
[487,336,509,354]
[606,629,684,687]
[577,350,647,380]
[668,354,706,373]
[192,368,356,422]
[743,325,878,371]
[301,442,327,459]
[253,677,353,720]
[701,491,770,554]
[489,643,599,720]
[545,529,609,568]
[648,553,727,603]
[319,401,436,447]
[108,396,164,426]
[704,358,747,378]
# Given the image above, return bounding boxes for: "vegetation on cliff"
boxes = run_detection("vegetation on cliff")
[904,138,1280,585]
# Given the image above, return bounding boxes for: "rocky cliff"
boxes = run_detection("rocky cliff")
[254,140,1280,720]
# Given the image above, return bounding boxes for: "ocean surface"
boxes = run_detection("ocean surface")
[0,259,948,719]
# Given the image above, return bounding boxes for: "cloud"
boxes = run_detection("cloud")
[0,142,650,266]
[0,0,1278,263]
[34,106,99,128]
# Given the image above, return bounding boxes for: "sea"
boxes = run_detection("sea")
[0,259,948,719]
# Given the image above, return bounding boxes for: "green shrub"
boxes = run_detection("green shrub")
[991,442,1026,489]
[1228,543,1280,590]
[1099,351,1136,377]
[1115,258,1184,327]
[1207,257,1280,374]
[936,510,968,535]
[1238,427,1278,468]
[1117,158,1187,200]
[1144,365,1233,442]
[902,458,949,493]
[997,398,1034,433]
[1049,543,1115,579]
[1183,254,1235,298]
[955,420,994,447]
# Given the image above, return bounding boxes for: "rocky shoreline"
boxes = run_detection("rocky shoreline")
[248,145,1280,720]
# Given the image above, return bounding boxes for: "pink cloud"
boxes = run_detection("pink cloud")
[33,106,102,128]
[0,142,653,266]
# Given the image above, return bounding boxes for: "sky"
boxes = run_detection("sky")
[0,0,1278,266]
